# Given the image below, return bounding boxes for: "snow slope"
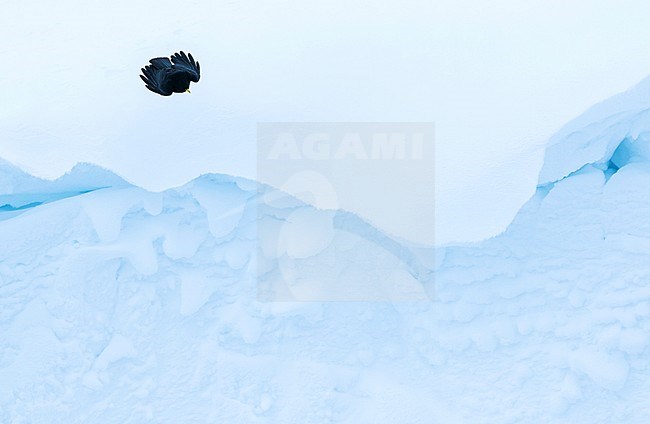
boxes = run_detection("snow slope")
[3,78,650,422]
[7,0,650,245]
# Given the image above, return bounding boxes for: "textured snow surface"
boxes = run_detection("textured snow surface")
[3,85,650,421]
[539,76,650,184]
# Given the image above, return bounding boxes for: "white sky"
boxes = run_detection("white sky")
[1,0,650,244]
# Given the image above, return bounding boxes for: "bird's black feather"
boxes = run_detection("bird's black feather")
[171,51,200,82]
[149,57,173,69]
[140,51,201,96]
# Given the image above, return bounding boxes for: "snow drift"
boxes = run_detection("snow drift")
[3,77,650,422]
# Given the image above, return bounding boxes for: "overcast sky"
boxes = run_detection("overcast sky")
[2,0,650,244]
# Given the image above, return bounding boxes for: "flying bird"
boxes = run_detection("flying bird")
[140,51,200,96]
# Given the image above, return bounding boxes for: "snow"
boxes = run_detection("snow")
[7,1,650,245]
[4,74,650,421]
[0,159,130,217]
[4,37,650,423]
[539,76,650,185]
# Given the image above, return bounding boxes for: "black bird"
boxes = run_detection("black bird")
[140,51,200,96]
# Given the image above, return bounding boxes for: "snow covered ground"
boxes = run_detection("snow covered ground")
[2,77,650,422]
[5,0,650,244]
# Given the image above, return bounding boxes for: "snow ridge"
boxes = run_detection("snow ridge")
[539,76,650,185]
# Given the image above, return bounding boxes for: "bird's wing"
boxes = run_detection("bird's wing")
[171,51,200,82]
[149,57,173,69]
[140,65,173,96]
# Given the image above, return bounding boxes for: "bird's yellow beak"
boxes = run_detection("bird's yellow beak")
[185,89,191,94]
